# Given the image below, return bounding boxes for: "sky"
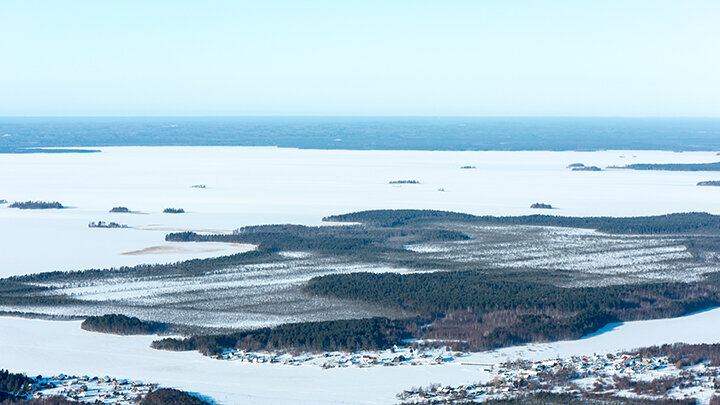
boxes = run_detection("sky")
[1,1,719,117]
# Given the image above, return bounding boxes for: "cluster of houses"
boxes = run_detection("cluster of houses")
[398,352,720,404]
[220,345,461,369]
[30,374,156,404]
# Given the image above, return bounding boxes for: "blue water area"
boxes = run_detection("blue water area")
[1,117,720,151]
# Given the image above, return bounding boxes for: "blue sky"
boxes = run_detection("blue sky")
[1,1,719,116]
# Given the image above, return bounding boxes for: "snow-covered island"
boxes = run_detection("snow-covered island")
[88,221,129,229]
[9,201,64,209]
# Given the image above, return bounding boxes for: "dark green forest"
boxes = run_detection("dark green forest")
[304,271,720,350]
[7,201,63,210]
[0,370,32,398]
[138,388,210,405]
[323,209,720,234]
[81,314,165,335]
[152,317,409,356]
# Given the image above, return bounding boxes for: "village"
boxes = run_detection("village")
[398,351,720,404]
[220,345,465,369]
[28,374,157,404]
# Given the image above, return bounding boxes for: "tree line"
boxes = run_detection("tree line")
[152,317,408,356]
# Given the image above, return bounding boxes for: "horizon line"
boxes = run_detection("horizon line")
[2,115,720,119]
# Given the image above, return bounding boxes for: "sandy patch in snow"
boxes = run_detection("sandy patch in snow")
[122,243,254,256]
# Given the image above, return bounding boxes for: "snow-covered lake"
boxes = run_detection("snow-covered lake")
[2,308,720,404]
[1,147,719,277]
[2,146,720,404]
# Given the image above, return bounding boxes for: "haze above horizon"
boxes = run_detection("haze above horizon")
[1,1,719,117]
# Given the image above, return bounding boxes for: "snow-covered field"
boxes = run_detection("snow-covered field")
[2,258,412,329]
[2,308,720,404]
[1,147,720,277]
[407,225,717,286]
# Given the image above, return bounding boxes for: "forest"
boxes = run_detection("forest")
[8,201,63,210]
[304,271,720,350]
[81,314,165,335]
[151,317,410,356]
[323,209,720,234]
[138,388,210,405]
[0,370,32,399]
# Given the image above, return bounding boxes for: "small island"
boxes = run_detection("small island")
[698,181,720,187]
[163,207,185,214]
[567,163,602,171]
[191,184,207,189]
[459,166,476,169]
[389,180,420,184]
[530,202,553,209]
[109,206,131,213]
[81,314,165,335]
[88,221,129,229]
[9,201,64,209]
[0,199,7,204]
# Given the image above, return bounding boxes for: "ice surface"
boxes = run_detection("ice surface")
[2,147,720,403]
[2,147,720,276]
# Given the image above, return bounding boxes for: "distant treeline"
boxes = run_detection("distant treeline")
[8,201,63,210]
[7,250,277,285]
[305,271,720,350]
[611,161,720,171]
[0,147,100,154]
[323,209,720,234]
[152,317,409,356]
[698,181,720,187]
[81,314,165,335]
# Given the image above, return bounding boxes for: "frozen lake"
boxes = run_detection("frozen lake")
[2,147,720,403]
[1,147,719,277]
[2,308,720,404]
